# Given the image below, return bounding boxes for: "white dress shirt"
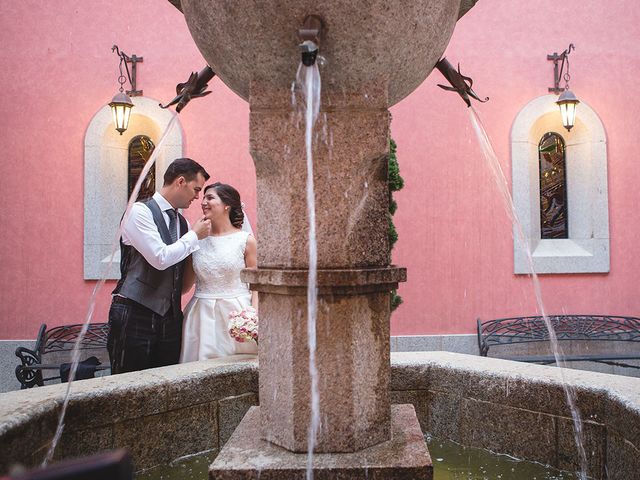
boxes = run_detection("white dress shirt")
[121,192,199,271]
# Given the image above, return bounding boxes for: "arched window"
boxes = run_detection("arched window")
[128,135,156,201]
[511,95,609,274]
[538,132,567,239]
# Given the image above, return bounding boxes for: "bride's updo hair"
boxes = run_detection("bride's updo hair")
[205,182,244,229]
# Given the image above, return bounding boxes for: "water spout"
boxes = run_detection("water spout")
[298,15,323,66]
[159,65,216,113]
[435,57,488,108]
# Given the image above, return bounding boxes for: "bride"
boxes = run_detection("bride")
[179,182,258,362]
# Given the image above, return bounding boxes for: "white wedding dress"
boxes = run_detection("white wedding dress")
[180,231,258,362]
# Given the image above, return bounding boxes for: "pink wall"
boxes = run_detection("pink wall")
[1,1,639,340]
[389,2,640,334]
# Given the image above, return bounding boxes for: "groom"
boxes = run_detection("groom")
[107,157,211,374]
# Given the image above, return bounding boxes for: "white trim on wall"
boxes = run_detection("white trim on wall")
[511,95,609,274]
[84,97,184,280]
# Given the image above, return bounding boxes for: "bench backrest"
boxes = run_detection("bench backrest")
[477,315,640,355]
[38,323,110,366]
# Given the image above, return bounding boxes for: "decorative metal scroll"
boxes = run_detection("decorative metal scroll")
[41,323,110,354]
[14,347,43,388]
[478,315,640,355]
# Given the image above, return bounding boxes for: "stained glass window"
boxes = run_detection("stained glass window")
[538,132,568,239]
[128,135,156,201]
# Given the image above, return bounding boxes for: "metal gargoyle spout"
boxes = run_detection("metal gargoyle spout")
[435,57,488,108]
[160,66,216,113]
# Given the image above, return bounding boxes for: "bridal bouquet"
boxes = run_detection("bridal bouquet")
[228,306,259,344]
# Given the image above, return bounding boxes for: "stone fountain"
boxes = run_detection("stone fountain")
[0,2,637,479]
[173,1,478,477]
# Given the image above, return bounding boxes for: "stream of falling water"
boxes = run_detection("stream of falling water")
[294,60,322,480]
[42,114,179,466]
[468,106,588,480]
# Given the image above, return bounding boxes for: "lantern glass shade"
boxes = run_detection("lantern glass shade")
[109,92,134,135]
[556,89,580,131]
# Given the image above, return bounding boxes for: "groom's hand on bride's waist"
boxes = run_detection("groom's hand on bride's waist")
[192,216,212,240]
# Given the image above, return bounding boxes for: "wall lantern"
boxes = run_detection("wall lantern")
[548,43,580,131]
[109,45,143,135]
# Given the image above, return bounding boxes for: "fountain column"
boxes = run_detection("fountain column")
[244,80,405,452]
[175,0,477,476]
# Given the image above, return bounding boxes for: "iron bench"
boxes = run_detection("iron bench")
[15,323,111,389]
[477,315,640,368]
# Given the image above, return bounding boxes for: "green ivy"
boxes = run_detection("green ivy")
[388,139,404,192]
[391,289,403,310]
[388,217,398,249]
[389,138,404,312]
[389,198,398,215]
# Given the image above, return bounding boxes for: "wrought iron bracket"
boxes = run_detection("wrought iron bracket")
[547,44,574,94]
[112,45,143,96]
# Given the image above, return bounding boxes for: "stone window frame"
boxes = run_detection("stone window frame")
[511,94,609,274]
[84,96,184,280]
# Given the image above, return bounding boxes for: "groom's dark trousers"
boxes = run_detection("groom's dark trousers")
[107,197,187,374]
[108,297,183,373]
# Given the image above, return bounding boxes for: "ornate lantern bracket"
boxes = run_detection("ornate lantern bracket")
[109,45,143,135]
[548,44,580,131]
[112,45,143,96]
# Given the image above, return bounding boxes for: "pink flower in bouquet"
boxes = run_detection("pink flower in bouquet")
[228,307,259,345]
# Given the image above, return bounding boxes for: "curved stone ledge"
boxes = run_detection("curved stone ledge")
[241,266,407,295]
[391,352,640,479]
[0,352,638,479]
[0,356,260,474]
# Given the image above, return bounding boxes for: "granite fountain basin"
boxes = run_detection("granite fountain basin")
[0,352,638,479]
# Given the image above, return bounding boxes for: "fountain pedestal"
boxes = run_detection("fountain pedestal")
[210,404,432,479]
[210,84,427,477]
[242,84,405,453]
[244,267,405,453]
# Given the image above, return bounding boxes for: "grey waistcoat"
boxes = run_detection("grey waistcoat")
[113,198,187,316]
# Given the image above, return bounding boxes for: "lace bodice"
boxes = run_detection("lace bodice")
[192,231,251,298]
